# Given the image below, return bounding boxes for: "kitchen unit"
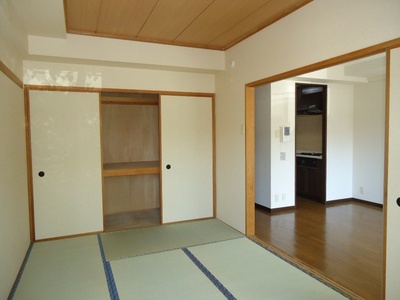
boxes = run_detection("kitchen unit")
[296,152,324,202]
[295,83,327,204]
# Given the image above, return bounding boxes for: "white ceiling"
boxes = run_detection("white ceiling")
[343,54,386,80]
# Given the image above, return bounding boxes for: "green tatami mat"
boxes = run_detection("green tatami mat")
[188,237,348,300]
[111,249,226,300]
[101,218,243,260]
[12,235,109,300]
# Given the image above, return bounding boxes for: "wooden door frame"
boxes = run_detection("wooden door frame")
[245,38,400,298]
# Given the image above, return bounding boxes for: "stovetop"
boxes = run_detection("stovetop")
[296,151,323,159]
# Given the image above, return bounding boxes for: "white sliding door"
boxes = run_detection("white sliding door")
[29,91,103,240]
[161,95,213,223]
[385,47,400,299]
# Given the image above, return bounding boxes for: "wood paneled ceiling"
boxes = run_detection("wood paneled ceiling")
[64,0,312,50]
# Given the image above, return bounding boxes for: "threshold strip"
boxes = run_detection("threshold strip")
[8,243,34,299]
[182,247,236,300]
[97,235,119,300]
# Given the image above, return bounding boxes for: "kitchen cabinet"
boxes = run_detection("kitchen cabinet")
[29,90,103,240]
[296,157,324,203]
[295,83,327,204]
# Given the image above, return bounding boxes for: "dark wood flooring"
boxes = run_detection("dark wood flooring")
[255,197,383,300]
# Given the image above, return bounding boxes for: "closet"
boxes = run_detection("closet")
[101,92,160,231]
[28,89,215,239]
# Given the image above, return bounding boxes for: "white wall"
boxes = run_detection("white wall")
[0,2,30,298]
[216,0,400,232]
[0,71,30,299]
[23,60,215,93]
[326,84,354,200]
[353,80,386,204]
[255,84,271,208]
[0,0,27,78]
[28,34,224,73]
[270,81,296,208]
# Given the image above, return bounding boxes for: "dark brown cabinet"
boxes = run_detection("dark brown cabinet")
[296,157,324,203]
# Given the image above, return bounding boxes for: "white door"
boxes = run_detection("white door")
[161,95,213,223]
[385,47,400,298]
[30,91,103,240]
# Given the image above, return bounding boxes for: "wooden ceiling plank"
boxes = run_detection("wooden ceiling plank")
[173,0,269,46]
[65,0,102,33]
[64,0,312,50]
[137,0,214,43]
[96,0,158,37]
[209,0,312,49]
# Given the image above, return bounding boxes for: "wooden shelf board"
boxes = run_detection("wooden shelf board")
[103,161,160,177]
[101,95,158,105]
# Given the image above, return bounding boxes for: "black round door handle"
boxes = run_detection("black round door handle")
[38,171,45,177]
[166,164,171,170]
[397,197,400,207]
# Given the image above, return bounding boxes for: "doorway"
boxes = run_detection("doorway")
[246,51,386,297]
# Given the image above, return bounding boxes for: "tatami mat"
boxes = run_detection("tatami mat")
[187,237,348,299]
[111,249,226,299]
[11,220,349,299]
[12,235,109,300]
[100,218,243,261]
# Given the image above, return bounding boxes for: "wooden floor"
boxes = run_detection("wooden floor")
[255,197,383,300]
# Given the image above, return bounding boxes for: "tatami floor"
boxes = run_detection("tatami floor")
[10,219,350,299]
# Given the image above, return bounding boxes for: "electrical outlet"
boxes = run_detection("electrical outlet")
[282,193,286,201]
[360,186,365,194]
[275,194,279,202]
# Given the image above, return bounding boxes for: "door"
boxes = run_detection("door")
[29,90,103,240]
[160,95,213,223]
[384,46,400,299]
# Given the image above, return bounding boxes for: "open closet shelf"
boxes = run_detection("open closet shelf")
[103,161,160,177]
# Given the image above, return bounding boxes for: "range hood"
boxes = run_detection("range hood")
[296,84,325,115]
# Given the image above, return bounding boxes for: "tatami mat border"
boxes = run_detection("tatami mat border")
[8,243,34,300]
[97,234,119,300]
[182,247,236,300]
